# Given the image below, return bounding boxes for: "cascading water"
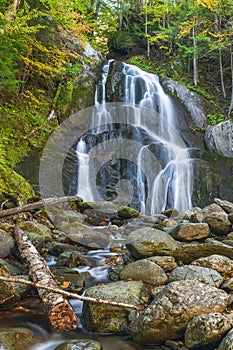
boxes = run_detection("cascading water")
[76,60,193,215]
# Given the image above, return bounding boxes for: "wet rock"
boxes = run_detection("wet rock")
[130,280,229,344]
[119,259,168,286]
[168,223,210,241]
[0,327,40,350]
[50,266,89,294]
[126,227,179,259]
[228,212,233,224]
[117,206,140,219]
[214,199,233,214]
[55,339,103,350]
[190,203,225,223]
[18,221,52,241]
[0,229,14,258]
[82,280,147,333]
[191,254,233,278]
[168,265,223,287]
[153,218,177,231]
[217,328,233,350]
[148,256,178,272]
[173,240,233,264]
[184,313,232,349]
[0,262,20,310]
[63,222,109,249]
[57,251,88,268]
[161,208,179,218]
[203,212,231,235]
[182,207,201,221]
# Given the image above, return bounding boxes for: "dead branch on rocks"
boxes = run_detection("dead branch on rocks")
[0,276,140,311]
[0,196,81,218]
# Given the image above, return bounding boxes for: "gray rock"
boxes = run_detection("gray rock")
[55,339,103,350]
[228,213,233,224]
[63,222,109,249]
[148,256,178,272]
[185,313,232,349]
[191,254,233,278]
[191,203,225,223]
[126,227,179,259]
[221,278,233,290]
[182,207,201,221]
[82,281,147,333]
[205,120,233,159]
[130,280,229,344]
[50,266,89,294]
[214,199,233,214]
[19,221,52,241]
[204,212,231,235]
[168,265,223,287]
[217,328,233,350]
[119,259,168,286]
[168,222,210,241]
[0,229,14,258]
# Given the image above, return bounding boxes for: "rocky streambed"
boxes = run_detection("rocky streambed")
[0,198,233,349]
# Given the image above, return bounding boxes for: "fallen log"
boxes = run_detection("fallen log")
[0,276,140,311]
[0,196,81,218]
[14,226,78,332]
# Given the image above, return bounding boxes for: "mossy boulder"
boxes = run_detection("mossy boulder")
[0,327,39,350]
[82,280,148,333]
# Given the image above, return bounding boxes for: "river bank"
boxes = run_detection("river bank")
[0,197,233,349]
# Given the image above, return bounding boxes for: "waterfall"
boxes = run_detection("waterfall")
[76,60,193,215]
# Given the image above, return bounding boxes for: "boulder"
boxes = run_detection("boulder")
[130,280,229,344]
[117,206,140,219]
[184,313,232,349]
[126,227,179,259]
[0,327,39,350]
[63,222,109,249]
[203,212,231,235]
[173,240,233,264]
[54,339,103,350]
[191,254,233,278]
[190,203,225,223]
[168,222,210,241]
[0,229,14,258]
[168,265,223,287]
[119,259,168,286]
[82,281,147,333]
[218,329,233,350]
[18,221,52,241]
[148,256,178,272]
[214,199,233,214]
[228,212,233,224]
[0,263,19,310]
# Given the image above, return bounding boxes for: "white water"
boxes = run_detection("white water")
[76,60,193,215]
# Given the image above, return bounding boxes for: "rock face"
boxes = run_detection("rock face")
[205,120,233,159]
[126,227,179,259]
[184,313,232,349]
[82,281,147,333]
[130,280,229,344]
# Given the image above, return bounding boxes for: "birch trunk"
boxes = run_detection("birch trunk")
[228,46,233,117]
[14,226,78,332]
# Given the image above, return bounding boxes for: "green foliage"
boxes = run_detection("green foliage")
[207,113,225,125]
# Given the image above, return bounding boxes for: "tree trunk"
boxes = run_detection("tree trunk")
[14,226,78,332]
[219,47,226,99]
[193,25,199,86]
[228,46,233,117]
[6,0,21,20]
[0,196,81,218]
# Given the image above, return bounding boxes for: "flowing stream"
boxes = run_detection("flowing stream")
[76,60,193,214]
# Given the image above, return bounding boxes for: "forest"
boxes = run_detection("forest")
[0,0,233,202]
